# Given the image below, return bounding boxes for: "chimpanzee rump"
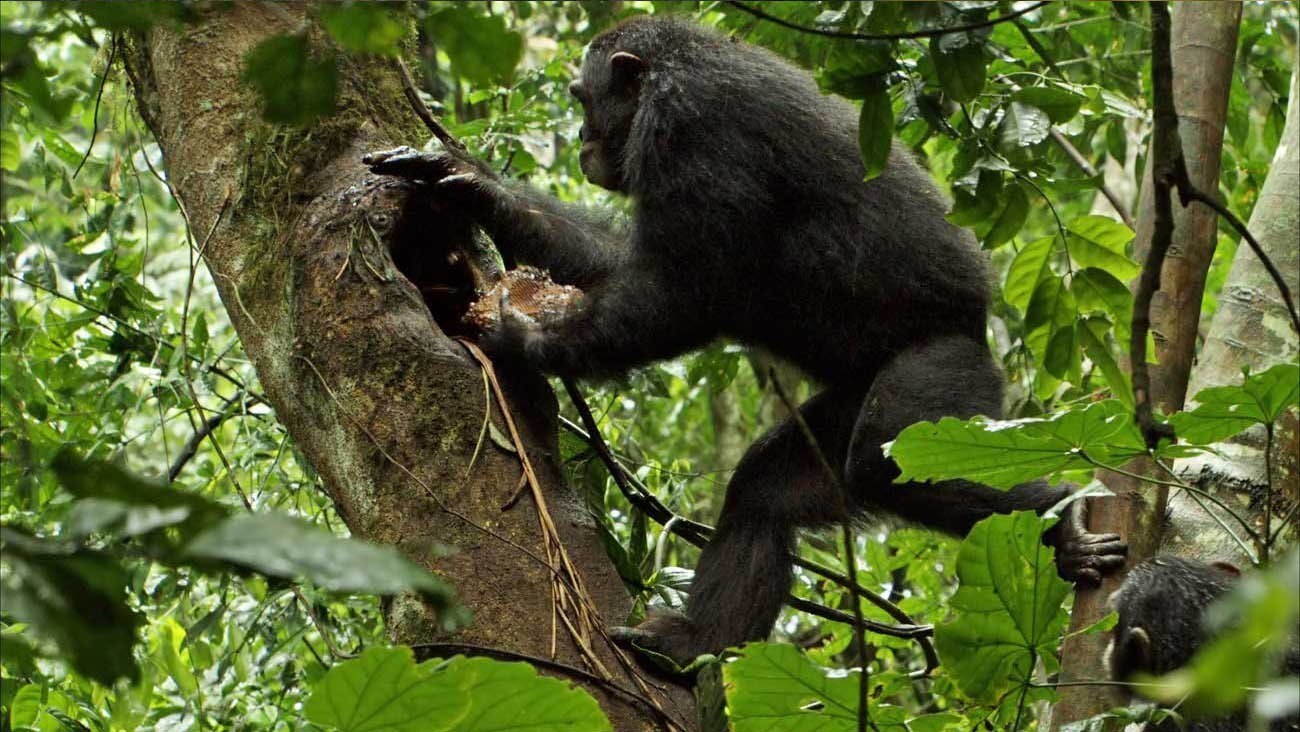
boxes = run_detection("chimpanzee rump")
[366,15,1126,665]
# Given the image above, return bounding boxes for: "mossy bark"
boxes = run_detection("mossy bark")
[122,4,694,729]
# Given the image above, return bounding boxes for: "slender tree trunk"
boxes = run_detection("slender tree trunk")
[1052,3,1242,726]
[121,4,694,729]
[1168,56,1300,564]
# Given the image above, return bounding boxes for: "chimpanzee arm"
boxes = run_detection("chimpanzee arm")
[484,181,627,290]
[485,264,712,379]
[364,147,624,289]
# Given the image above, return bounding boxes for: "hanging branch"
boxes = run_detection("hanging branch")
[1133,2,1297,449]
[1180,187,1300,335]
[1130,1,1182,450]
[723,0,1050,42]
[765,372,873,732]
[560,388,939,665]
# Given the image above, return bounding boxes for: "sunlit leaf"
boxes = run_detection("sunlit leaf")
[1170,363,1300,445]
[886,400,1148,489]
[934,512,1070,702]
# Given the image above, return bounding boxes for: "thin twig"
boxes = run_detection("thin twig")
[1181,187,1300,335]
[167,392,256,482]
[723,0,1050,42]
[73,35,116,179]
[1048,129,1135,229]
[395,57,469,158]
[767,372,873,732]
[558,409,939,661]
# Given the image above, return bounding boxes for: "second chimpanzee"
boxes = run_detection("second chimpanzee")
[1107,557,1299,731]
[367,16,1126,665]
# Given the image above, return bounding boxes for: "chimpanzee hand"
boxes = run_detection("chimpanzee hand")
[478,289,541,364]
[363,147,506,219]
[1046,499,1127,585]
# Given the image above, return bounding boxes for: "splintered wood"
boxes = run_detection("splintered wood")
[463,265,583,332]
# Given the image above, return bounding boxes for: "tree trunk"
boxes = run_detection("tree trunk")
[1052,2,1242,726]
[121,4,694,729]
[1167,55,1300,564]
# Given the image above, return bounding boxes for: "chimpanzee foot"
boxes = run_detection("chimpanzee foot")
[1049,500,1127,585]
[609,607,707,670]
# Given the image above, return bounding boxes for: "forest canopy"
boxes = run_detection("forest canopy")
[1,2,1297,731]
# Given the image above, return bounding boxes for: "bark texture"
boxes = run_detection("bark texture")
[121,4,693,729]
[1052,3,1242,726]
[1169,57,1300,564]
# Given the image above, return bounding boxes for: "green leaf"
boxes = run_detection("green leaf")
[934,512,1071,702]
[241,34,338,125]
[319,3,406,56]
[0,129,20,171]
[859,84,893,182]
[947,170,1002,227]
[1066,215,1139,281]
[52,447,229,537]
[983,181,1029,249]
[426,7,523,87]
[1072,267,1133,343]
[999,102,1051,148]
[1004,235,1056,311]
[0,527,142,685]
[424,655,613,731]
[885,400,1147,489]
[819,41,896,100]
[182,513,458,609]
[1078,318,1134,408]
[1170,363,1300,445]
[1011,86,1086,124]
[305,646,472,732]
[306,647,612,732]
[723,642,861,731]
[73,2,188,30]
[931,34,986,103]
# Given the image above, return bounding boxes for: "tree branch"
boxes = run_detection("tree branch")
[1130,1,1181,450]
[723,0,1050,42]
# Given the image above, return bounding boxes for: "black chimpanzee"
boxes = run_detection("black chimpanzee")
[366,16,1126,665]
[1107,557,1300,731]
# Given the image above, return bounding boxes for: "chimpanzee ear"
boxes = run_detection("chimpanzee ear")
[609,51,647,87]
[1117,626,1152,676]
[1211,561,1241,577]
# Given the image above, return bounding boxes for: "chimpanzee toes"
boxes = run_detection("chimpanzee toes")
[609,608,706,670]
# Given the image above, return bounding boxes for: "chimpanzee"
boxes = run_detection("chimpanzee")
[1107,557,1299,731]
[366,15,1126,665]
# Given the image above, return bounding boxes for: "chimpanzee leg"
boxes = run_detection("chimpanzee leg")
[845,335,1125,579]
[612,387,864,665]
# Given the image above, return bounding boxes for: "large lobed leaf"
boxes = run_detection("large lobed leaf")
[0,528,142,685]
[885,400,1148,489]
[183,513,456,609]
[933,512,1071,702]
[305,646,612,732]
[1171,362,1300,445]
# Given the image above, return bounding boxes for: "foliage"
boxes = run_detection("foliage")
[305,646,612,732]
[1,1,1296,730]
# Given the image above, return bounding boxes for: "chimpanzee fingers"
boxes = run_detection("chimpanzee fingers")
[363,147,459,182]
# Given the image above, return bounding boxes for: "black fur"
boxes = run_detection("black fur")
[368,16,1126,666]
[1108,557,1299,732]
